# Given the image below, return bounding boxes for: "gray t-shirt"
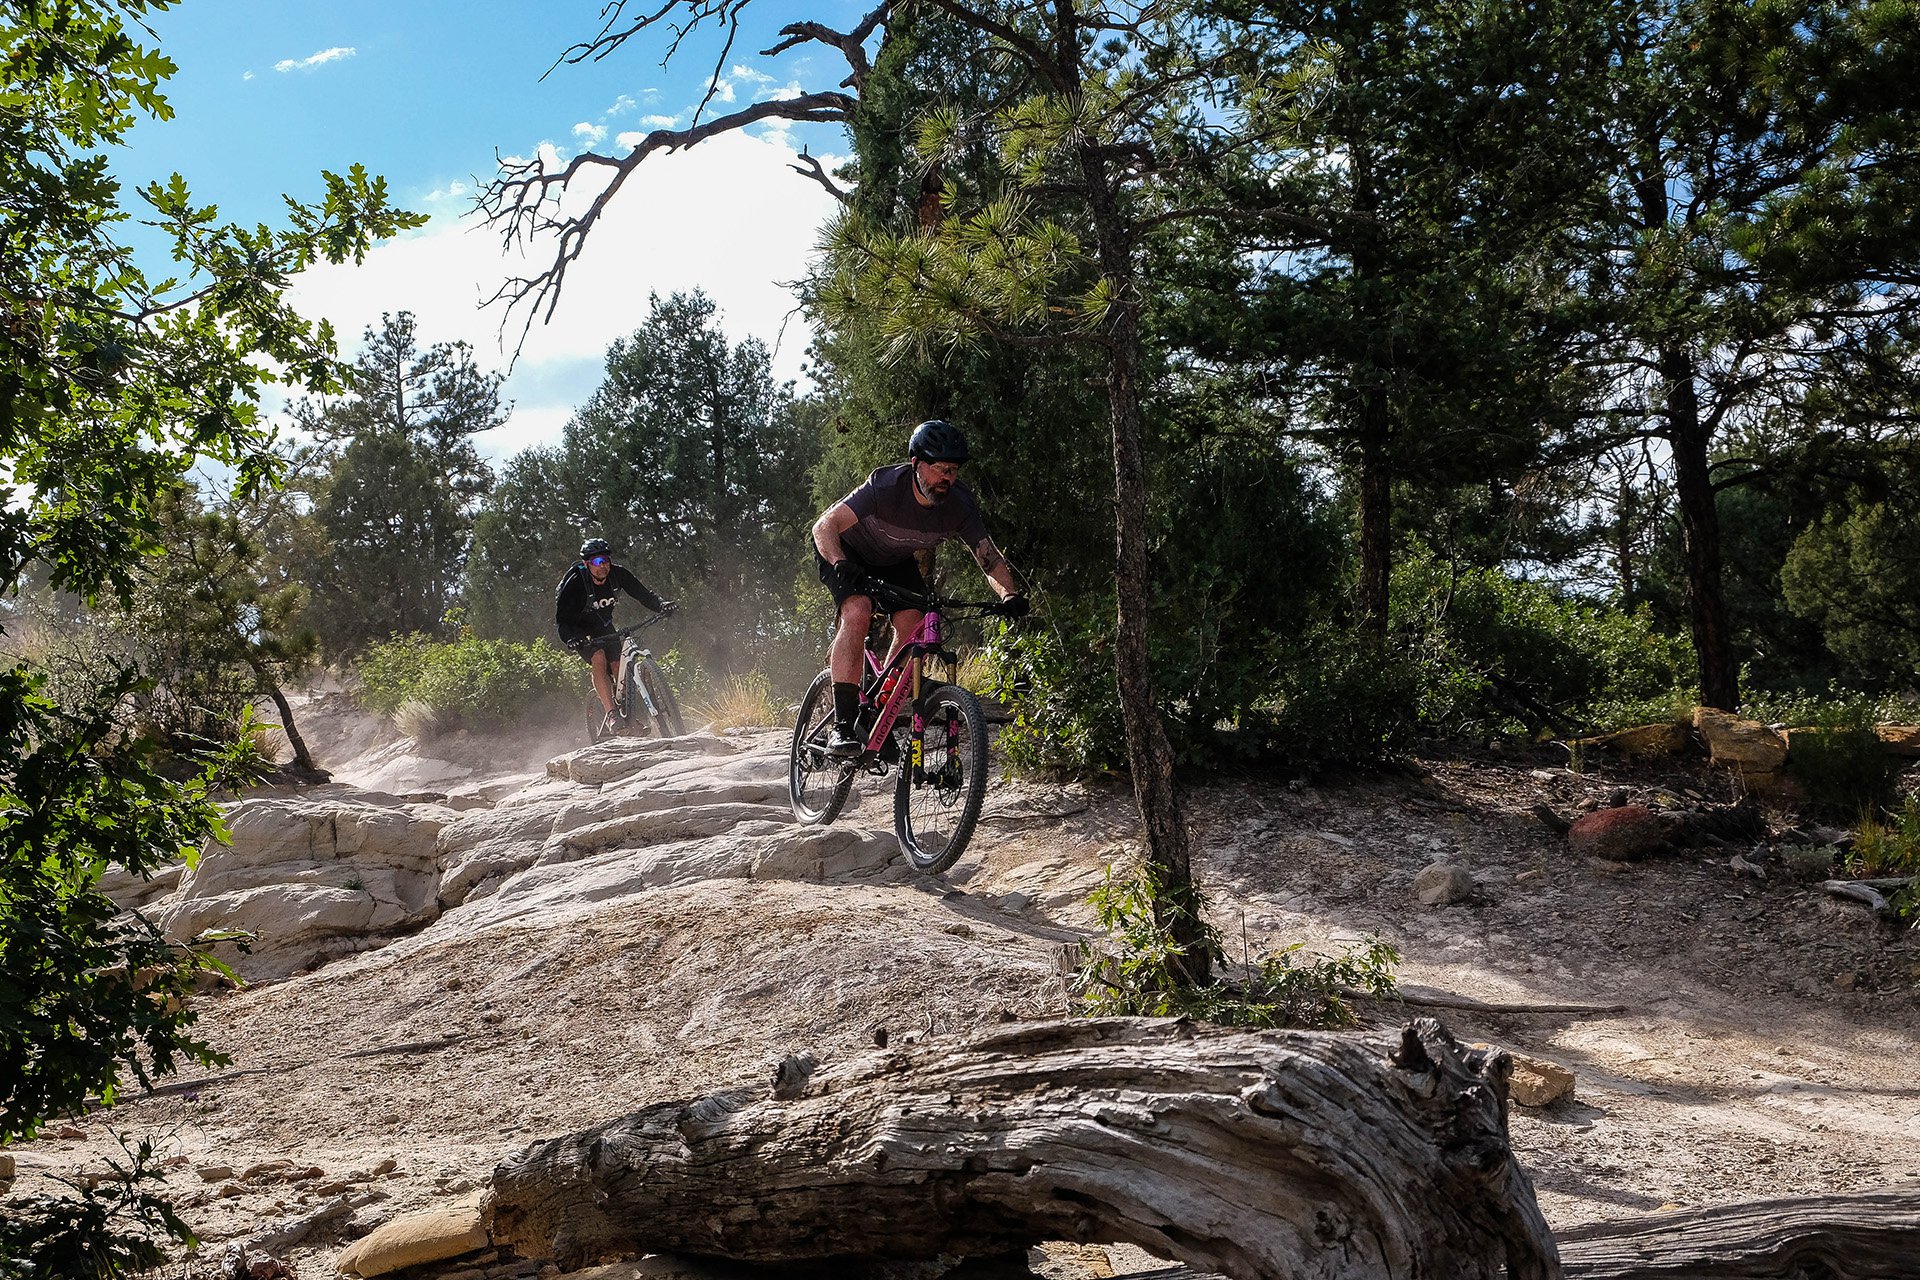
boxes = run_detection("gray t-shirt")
[839,463,990,566]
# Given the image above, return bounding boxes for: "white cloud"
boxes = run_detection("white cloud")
[605,94,638,117]
[274,46,356,73]
[288,131,846,463]
[641,113,680,128]
[242,70,255,81]
[573,121,607,145]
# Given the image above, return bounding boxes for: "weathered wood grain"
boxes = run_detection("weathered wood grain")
[484,1015,1558,1279]
[1558,1189,1920,1278]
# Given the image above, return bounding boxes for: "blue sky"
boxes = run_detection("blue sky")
[123,0,863,457]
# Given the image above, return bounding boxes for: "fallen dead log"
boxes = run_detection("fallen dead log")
[1557,1189,1920,1278]
[485,1015,1558,1279]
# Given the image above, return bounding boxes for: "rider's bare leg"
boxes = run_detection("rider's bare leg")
[879,610,924,674]
[830,595,874,685]
[590,646,615,714]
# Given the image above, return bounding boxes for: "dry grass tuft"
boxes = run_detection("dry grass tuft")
[690,672,787,730]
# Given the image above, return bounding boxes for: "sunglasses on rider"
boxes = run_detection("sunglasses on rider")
[588,555,610,567]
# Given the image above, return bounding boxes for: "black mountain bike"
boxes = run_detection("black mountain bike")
[788,583,1008,874]
[585,612,685,743]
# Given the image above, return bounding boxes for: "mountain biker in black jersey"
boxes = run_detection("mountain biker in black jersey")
[810,419,1028,757]
[556,537,676,735]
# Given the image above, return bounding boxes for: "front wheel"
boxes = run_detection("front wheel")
[894,684,988,874]
[636,656,685,737]
[789,669,854,825]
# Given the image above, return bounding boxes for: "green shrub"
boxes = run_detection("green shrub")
[1391,550,1695,739]
[0,1135,193,1279]
[356,633,576,728]
[987,596,1130,773]
[1071,861,1398,1029]
[1848,797,1920,923]
[1252,624,1426,765]
[1785,701,1902,817]
[1742,684,1920,729]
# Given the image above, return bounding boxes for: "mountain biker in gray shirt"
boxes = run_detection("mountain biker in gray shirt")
[811,419,1027,755]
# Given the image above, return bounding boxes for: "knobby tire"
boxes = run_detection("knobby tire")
[638,657,684,737]
[789,669,853,825]
[894,683,988,874]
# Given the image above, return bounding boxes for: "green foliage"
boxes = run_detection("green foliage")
[1072,861,1398,1029]
[1390,551,1696,740]
[1784,701,1902,818]
[988,596,1128,773]
[0,667,252,1143]
[290,313,503,655]
[463,291,819,679]
[116,484,317,751]
[1848,797,1920,923]
[1255,624,1426,765]
[355,632,575,728]
[1742,684,1920,729]
[2,0,415,1184]
[1783,492,1920,680]
[0,1134,194,1279]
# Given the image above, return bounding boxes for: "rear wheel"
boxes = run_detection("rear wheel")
[585,690,608,743]
[637,656,685,737]
[893,684,988,874]
[789,669,854,825]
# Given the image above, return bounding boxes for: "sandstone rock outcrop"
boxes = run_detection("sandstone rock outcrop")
[158,798,448,979]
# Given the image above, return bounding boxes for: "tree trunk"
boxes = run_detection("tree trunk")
[1355,388,1393,637]
[1557,1189,1920,1278]
[256,675,319,776]
[484,1016,1560,1280]
[1074,143,1203,983]
[1661,345,1738,710]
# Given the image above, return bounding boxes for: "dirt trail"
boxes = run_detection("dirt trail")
[8,708,1918,1277]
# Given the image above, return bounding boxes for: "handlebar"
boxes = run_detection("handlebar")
[611,610,673,638]
[862,580,1015,618]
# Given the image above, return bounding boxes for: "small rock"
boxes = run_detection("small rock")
[219,1182,246,1198]
[336,1203,489,1278]
[52,1125,85,1140]
[941,923,975,937]
[197,1164,236,1182]
[1508,1053,1576,1107]
[1514,868,1544,883]
[1567,805,1669,861]
[1605,787,1629,807]
[1413,863,1474,907]
[1834,972,1860,991]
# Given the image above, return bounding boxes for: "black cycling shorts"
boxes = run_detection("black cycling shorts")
[815,550,927,611]
[566,632,621,664]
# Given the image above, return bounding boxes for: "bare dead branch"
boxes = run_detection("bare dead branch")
[788,149,851,204]
[478,92,853,358]
[763,2,893,92]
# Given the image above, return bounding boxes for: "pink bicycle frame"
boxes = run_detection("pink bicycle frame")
[863,607,942,751]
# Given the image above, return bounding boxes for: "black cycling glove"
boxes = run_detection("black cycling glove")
[997,593,1031,619]
[829,560,865,594]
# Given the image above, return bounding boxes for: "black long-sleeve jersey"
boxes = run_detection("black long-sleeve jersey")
[554,561,664,644]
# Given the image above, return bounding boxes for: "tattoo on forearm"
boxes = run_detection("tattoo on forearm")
[977,542,1005,575]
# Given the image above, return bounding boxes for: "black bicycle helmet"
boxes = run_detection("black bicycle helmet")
[579,537,612,560]
[908,419,969,464]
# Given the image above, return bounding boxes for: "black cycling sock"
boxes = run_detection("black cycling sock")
[832,681,860,730]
